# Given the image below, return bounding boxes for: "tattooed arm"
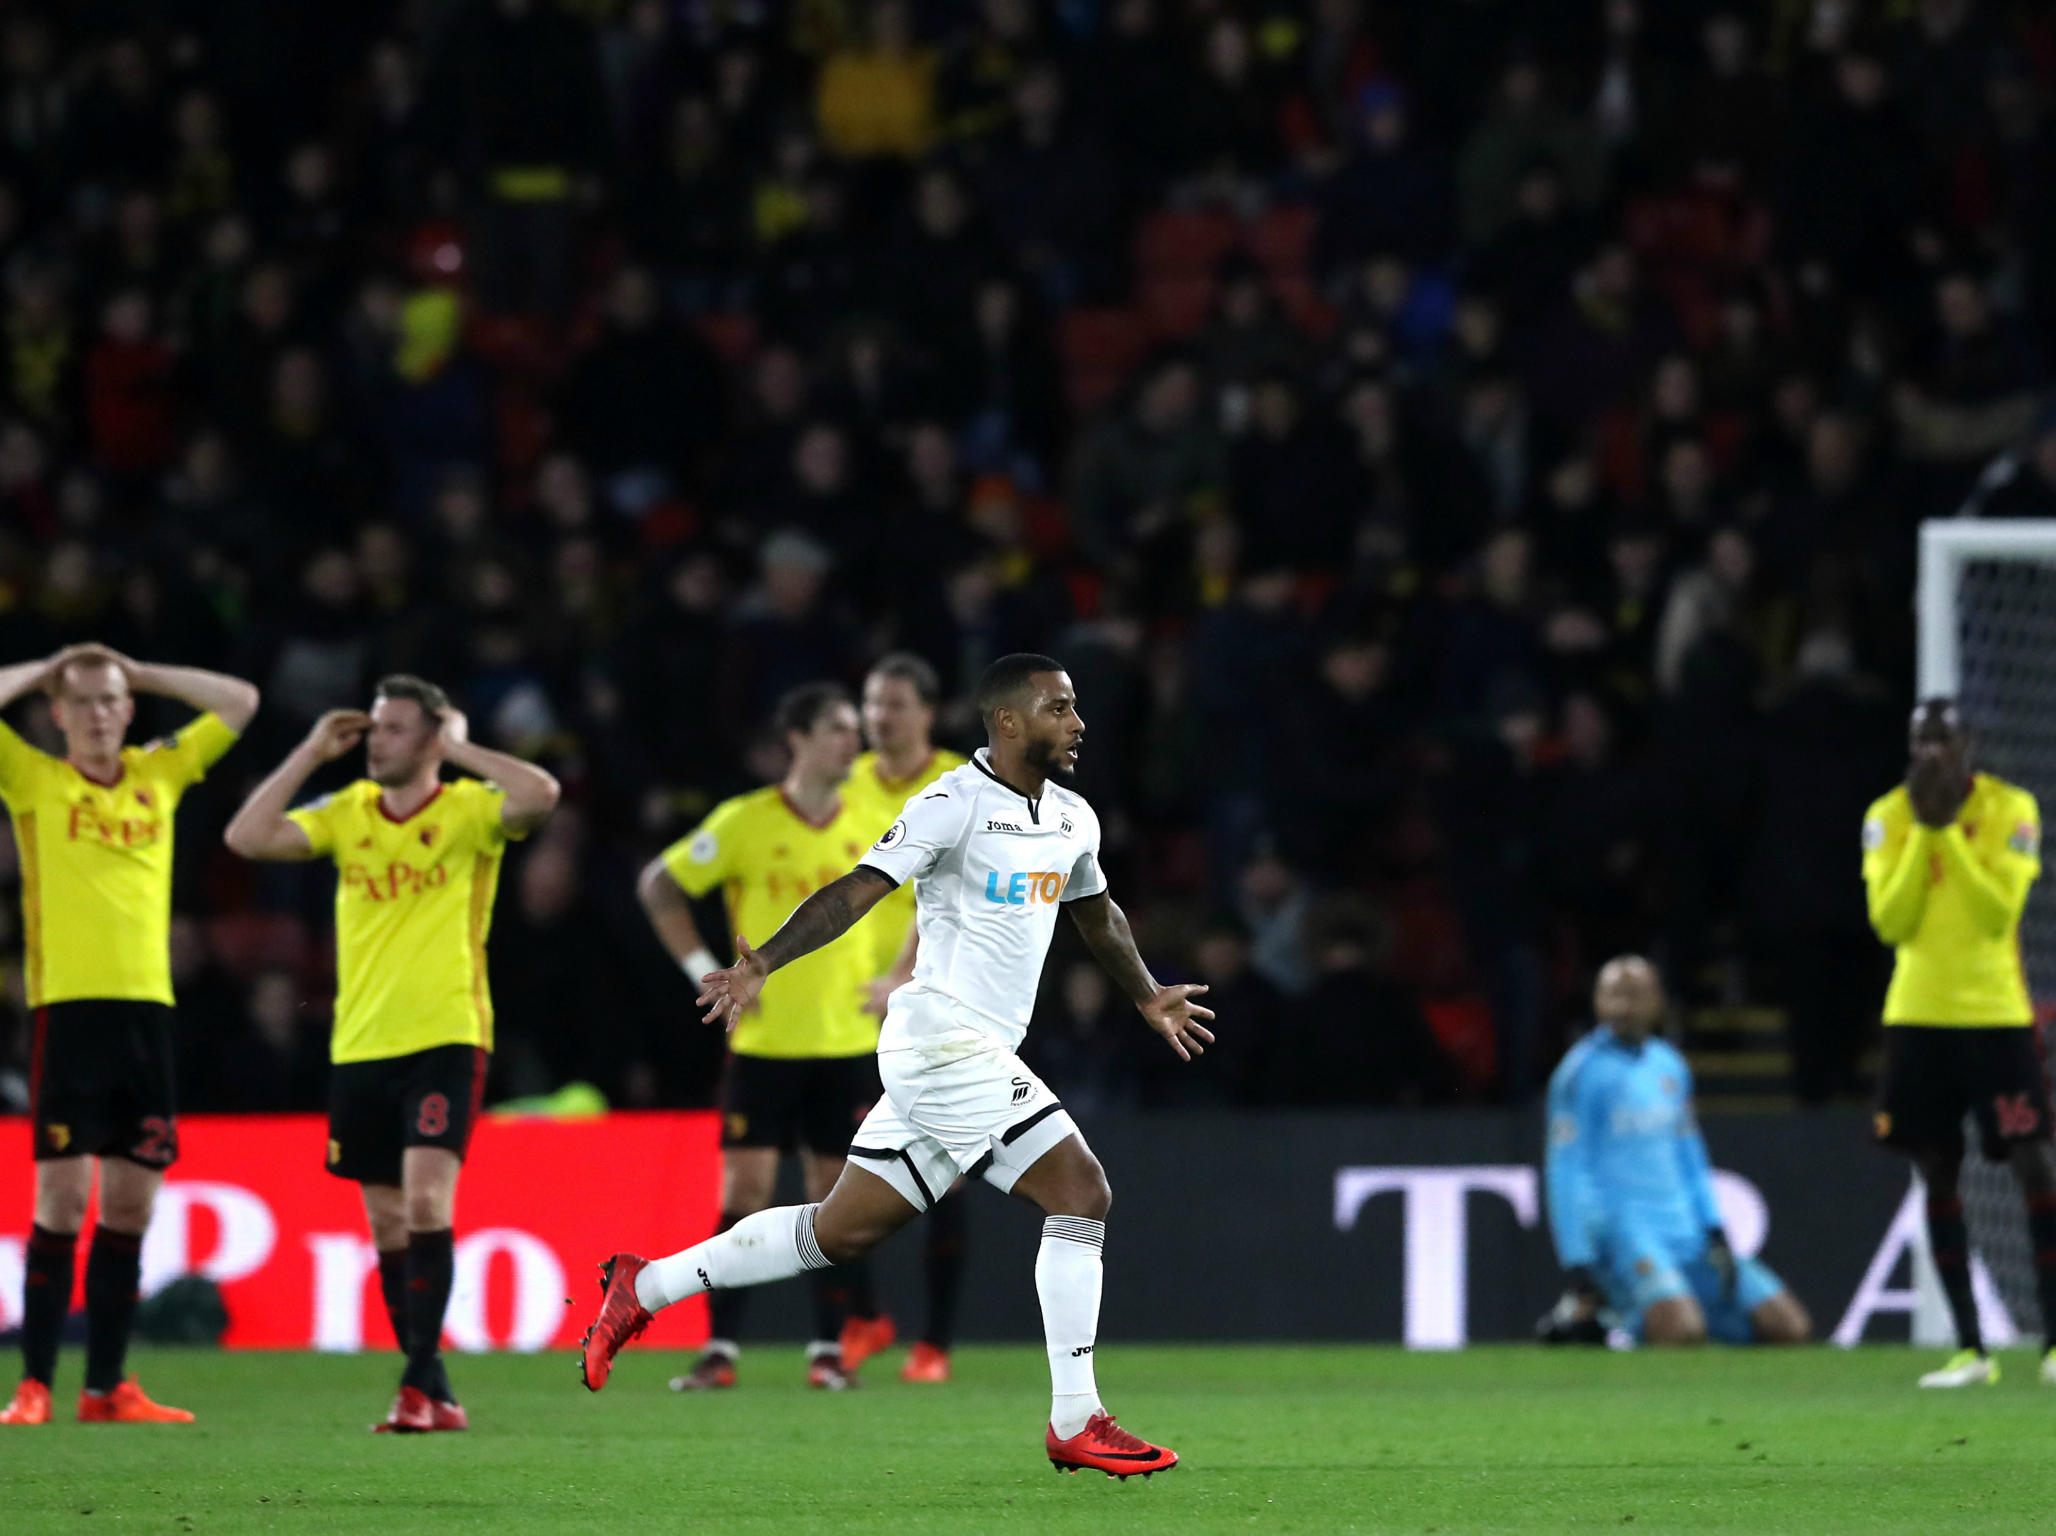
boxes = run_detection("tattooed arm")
[1066,890,1217,1060]
[696,867,898,1029]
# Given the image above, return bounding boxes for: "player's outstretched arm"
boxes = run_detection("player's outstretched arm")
[223,710,369,860]
[697,867,896,1029]
[436,708,560,833]
[1065,890,1215,1060]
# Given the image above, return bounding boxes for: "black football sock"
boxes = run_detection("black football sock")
[705,1214,747,1348]
[21,1225,76,1387]
[845,1255,878,1321]
[83,1227,143,1393]
[1927,1196,1984,1353]
[402,1229,454,1395]
[377,1248,408,1350]
[380,1247,452,1400]
[922,1187,968,1351]
[809,1267,850,1347]
[2026,1193,2056,1348]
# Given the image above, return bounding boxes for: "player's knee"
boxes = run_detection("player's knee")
[1754,1294,1811,1345]
[814,1210,887,1265]
[1048,1163,1111,1221]
[1643,1299,1706,1346]
[404,1189,453,1231]
[34,1182,90,1233]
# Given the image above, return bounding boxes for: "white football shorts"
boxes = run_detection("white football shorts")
[846,1039,1078,1210]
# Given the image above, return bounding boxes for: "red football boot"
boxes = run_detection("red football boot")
[580,1253,654,1391]
[429,1398,468,1431]
[899,1342,951,1383]
[1,1379,51,1424]
[1046,1411,1178,1480]
[77,1381,194,1424]
[806,1349,855,1390]
[839,1312,897,1372]
[372,1386,435,1433]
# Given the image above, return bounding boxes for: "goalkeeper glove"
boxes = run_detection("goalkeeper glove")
[1704,1227,1737,1302]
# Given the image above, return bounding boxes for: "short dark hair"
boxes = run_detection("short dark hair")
[374,673,450,719]
[867,651,941,706]
[774,680,852,738]
[976,652,1066,730]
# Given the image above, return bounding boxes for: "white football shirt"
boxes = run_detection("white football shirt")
[858,749,1106,1052]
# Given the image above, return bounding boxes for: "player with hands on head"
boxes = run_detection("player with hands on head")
[0,644,258,1426]
[1538,956,1809,1349]
[1863,698,2056,1388]
[224,675,558,1432]
[584,654,1208,1479]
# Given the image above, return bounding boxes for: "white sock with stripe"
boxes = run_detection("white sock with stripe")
[635,1205,832,1312]
[1038,1215,1106,1439]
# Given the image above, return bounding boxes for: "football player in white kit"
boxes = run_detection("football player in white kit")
[580,654,1213,1477]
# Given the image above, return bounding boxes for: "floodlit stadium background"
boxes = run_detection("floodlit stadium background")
[2,0,2055,1344]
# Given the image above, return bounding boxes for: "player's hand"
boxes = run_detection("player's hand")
[1704,1228,1738,1302]
[1138,982,1215,1061]
[697,937,771,1031]
[45,642,124,682]
[304,709,371,762]
[439,707,470,748]
[863,975,900,1017]
[1908,755,1964,828]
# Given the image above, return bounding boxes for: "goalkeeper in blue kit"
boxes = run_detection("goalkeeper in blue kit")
[1538,957,1811,1346]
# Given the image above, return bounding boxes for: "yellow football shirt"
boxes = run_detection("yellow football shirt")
[289,777,519,1063]
[844,748,964,971]
[0,713,237,1006]
[663,786,880,1059]
[1862,772,2041,1026]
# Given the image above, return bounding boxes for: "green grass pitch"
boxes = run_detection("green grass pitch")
[6,1344,2056,1534]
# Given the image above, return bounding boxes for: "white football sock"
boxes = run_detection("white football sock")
[635,1204,831,1312]
[1037,1215,1106,1439]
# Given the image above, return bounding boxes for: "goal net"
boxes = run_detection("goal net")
[1912,518,2056,1345]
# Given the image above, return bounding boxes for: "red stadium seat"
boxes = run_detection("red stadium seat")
[1133,207,1240,277]
[1058,306,1152,373]
[1246,203,1317,276]
[693,312,758,365]
[1138,272,1217,340]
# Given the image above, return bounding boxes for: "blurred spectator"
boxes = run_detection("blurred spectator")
[1024,960,1140,1113]
[1261,897,1456,1106]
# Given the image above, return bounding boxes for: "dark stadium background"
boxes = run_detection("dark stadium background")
[0,0,2045,1121]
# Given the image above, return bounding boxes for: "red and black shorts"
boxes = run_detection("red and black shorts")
[720,1052,881,1157]
[29,999,179,1169]
[1874,1024,2055,1163]
[326,1044,487,1185]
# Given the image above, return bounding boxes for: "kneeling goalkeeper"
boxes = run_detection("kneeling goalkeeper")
[1538,956,1811,1346]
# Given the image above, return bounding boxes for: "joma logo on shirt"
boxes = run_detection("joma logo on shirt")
[985,870,1068,905]
[342,861,450,900]
[66,804,162,848]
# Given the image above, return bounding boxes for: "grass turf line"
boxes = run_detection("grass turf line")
[4,1345,2056,1534]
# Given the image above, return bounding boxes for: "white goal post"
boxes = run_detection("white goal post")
[1907,517,2056,1347]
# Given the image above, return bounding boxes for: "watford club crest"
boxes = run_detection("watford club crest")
[420,826,438,848]
[134,789,153,808]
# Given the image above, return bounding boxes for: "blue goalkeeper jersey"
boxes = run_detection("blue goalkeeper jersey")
[1544,1026,1722,1270]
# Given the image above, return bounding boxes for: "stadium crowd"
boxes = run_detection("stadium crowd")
[0,0,2048,1114]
